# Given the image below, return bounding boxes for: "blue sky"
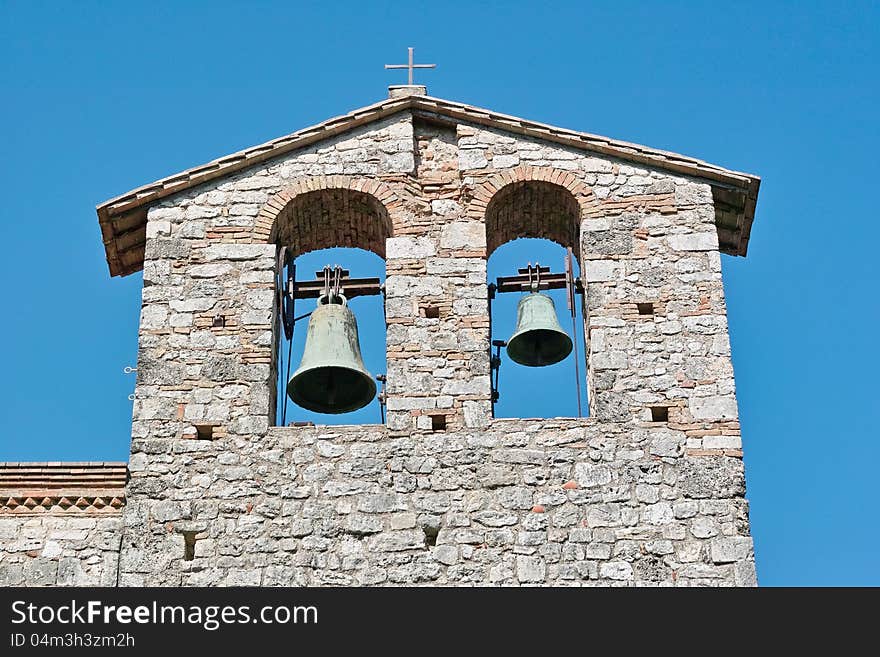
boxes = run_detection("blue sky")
[1,1,877,585]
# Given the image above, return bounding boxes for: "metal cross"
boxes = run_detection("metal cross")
[384,47,436,85]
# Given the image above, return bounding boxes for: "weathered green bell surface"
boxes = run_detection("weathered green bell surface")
[506,292,573,367]
[287,295,377,414]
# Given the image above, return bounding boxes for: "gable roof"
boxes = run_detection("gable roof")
[96,94,760,277]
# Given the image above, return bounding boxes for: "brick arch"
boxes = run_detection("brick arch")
[469,166,594,258]
[254,176,401,258]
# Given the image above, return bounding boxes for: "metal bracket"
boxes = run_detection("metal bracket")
[124,366,137,403]
[493,264,584,296]
[376,374,387,424]
[276,247,296,341]
[292,267,383,301]
[276,259,385,341]
[490,339,506,405]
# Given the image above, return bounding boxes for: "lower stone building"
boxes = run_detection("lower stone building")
[0,84,760,586]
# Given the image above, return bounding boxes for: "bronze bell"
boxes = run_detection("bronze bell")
[287,294,377,414]
[506,292,573,367]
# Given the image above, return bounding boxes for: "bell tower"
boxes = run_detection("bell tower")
[0,78,759,587]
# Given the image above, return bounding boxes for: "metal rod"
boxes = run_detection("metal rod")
[566,248,583,418]
[570,310,583,418]
[493,348,500,404]
[282,330,293,427]
[278,249,295,427]
[487,283,495,413]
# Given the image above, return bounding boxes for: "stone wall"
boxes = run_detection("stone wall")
[0,104,756,586]
[0,463,126,586]
[0,515,122,586]
[119,420,753,586]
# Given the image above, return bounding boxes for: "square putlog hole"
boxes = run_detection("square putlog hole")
[637,302,654,316]
[420,304,441,319]
[650,406,669,422]
[431,415,447,432]
[194,425,214,441]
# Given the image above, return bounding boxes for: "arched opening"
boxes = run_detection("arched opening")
[275,247,386,427]
[272,187,391,259]
[485,180,581,261]
[269,185,392,427]
[484,178,587,419]
[488,239,588,419]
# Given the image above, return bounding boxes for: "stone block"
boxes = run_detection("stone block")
[439,222,486,251]
[599,561,633,581]
[369,530,424,552]
[668,232,717,252]
[710,536,753,564]
[678,457,745,499]
[575,463,612,488]
[459,149,488,169]
[584,260,622,282]
[386,237,436,259]
[689,395,739,420]
[516,556,546,583]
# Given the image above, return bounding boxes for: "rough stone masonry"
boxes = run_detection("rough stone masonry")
[0,86,760,586]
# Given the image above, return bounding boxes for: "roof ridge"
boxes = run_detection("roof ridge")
[412,95,754,181]
[96,93,760,276]
[96,95,414,212]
